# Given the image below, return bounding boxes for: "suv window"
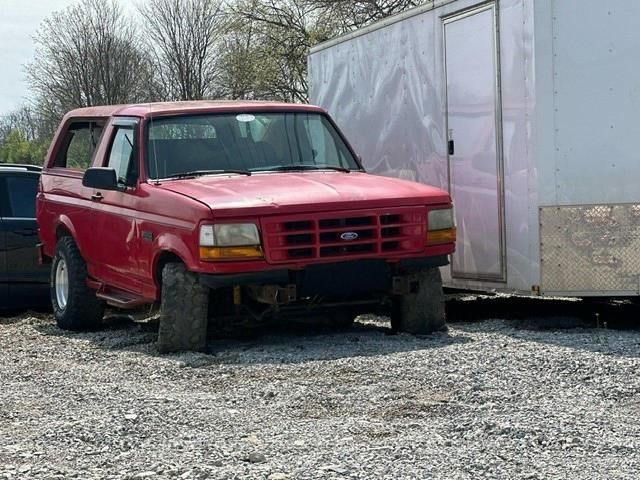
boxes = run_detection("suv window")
[1,175,38,218]
[107,127,136,186]
[54,121,104,170]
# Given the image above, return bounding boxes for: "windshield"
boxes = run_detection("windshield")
[146,112,360,179]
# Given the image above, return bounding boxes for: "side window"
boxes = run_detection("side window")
[54,122,104,170]
[5,175,38,218]
[149,122,216,140]
[107,127,136,185]
[0,178,8,217]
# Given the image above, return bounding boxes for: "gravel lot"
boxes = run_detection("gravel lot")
[1,305,640,480]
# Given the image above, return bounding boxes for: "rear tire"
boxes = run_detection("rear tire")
[51,236,104,330]
[391,268,446,334]
[157,263,209,353]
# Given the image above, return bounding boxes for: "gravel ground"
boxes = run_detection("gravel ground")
[1,311,640,480]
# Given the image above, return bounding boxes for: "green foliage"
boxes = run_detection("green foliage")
[65,130,95,170]
[0,129,49,166]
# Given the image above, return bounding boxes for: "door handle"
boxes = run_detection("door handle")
[91,192,104,201]
[448,139,455,156]
[17,228,37,236]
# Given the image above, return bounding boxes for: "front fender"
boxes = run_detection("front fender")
[151,232,200,276]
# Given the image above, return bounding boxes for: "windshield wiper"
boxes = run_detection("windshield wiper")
[162,169,252,179]
[256,164,351,173]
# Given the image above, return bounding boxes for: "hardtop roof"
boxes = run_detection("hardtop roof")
[63,100,325,120]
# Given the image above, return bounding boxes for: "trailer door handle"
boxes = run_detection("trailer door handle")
[448,139,455,156]
[91,192,104,202]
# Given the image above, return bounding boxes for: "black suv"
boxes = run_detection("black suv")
[0,164,49,309]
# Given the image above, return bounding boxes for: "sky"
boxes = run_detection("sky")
[0,0,135,115]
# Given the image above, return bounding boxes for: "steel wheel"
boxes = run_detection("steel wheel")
[51,237,104,330]
[54,256,69,310]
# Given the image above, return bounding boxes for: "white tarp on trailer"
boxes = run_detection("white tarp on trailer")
[310,0,537,293]
[309,0,640,296]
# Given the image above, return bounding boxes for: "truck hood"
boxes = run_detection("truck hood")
[157,171,451,217]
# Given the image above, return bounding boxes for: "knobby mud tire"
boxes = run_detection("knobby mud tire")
[51,236,104,330]
[157,263,209,353]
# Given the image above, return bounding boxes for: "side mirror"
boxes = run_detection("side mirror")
[82,167,118,190]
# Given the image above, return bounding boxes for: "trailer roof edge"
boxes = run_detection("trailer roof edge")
[310,0,457,54]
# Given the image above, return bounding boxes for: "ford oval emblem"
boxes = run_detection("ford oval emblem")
[340,232,359,241]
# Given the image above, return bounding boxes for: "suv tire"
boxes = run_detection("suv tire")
[51,236,105,330]
[157,263,209,353]
[391,268,446,334]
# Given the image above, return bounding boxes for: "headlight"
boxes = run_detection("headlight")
[199,224,263,261]
[428,208,455,231]
[199,224,260,247]
[427,208,456,246]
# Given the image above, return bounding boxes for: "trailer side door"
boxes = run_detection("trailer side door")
[444,2,506,281]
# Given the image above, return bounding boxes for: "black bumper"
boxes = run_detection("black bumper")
[199,255,449,296]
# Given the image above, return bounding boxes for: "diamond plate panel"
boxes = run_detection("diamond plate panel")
[540,204,640,294]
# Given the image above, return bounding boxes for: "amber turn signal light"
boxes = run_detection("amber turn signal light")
[426,227,457,246]
[199,246,264,261]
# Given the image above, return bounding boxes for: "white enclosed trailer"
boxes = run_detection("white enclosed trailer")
[309,0,640,297]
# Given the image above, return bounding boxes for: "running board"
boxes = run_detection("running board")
[87,282,149,309]
[95,290,149,309]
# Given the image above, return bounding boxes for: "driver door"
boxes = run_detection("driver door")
[90,119,144,294]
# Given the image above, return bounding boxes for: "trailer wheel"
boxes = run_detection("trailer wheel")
[157,263,209,353]
[51,236,104,330]
[391,268,446,334]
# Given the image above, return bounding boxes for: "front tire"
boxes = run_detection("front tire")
[391,268,446,334]
[157,263,209,353]
[51,236,104,330]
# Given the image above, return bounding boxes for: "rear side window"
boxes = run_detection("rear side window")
[0,178,8,217]
[107,127,136,186]
[3,175,38,218]
[54,121,104,170]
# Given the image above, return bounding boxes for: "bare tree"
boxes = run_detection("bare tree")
[310,0,425,30]
[138,0,226,100]
[224,0,425,102]
[216,23,260,100]
[0,106,42,143]
[22,0,423,116]
[25,0,158,122]
[0,104,55,165]
[226,0,339,102]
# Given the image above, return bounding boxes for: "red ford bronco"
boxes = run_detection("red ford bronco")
[37,101,455,352]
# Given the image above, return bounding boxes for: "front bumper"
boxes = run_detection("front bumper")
[199,255,449,295]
